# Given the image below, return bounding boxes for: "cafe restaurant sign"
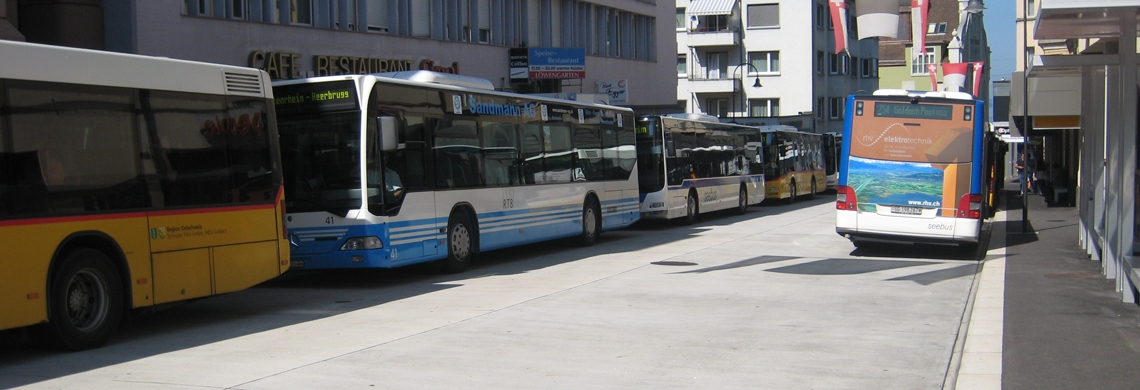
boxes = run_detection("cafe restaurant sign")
[248,51,460,80]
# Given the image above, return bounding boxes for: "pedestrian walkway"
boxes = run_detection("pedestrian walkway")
[980,187,1140,389]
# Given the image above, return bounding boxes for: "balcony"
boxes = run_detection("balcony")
[685,28,738,47]
[684,74,736,93]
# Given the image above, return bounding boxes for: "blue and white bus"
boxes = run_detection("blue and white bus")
[273,71,639,272]
[835,90,994,249]
[636,114,766,224]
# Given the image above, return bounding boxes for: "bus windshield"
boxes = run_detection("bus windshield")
[635,117,665,193]
[277,111,363,216]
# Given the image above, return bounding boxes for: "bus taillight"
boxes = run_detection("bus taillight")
[836,185,857,210]
[957,193,982,219]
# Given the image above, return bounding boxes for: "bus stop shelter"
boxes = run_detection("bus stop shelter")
[1025,0,1140,302]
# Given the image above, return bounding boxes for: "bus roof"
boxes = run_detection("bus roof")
[871,89,975,101]
[273,72,634,113]
[375,70,496,90]
[0,39,270,98]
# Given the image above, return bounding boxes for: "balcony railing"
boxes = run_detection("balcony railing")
[685,28,737,47]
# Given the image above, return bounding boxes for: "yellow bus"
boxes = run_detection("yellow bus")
[0,40,289,350]
[760,126,826,203]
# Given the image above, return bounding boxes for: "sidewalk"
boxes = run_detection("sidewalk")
[999,186,1140,389]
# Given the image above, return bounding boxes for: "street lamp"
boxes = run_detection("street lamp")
[964,0,986,14]
[731,62,762,118]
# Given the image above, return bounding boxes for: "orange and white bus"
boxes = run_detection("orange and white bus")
[0,40,289,349]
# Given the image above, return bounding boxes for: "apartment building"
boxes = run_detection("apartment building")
[675,0,878,133]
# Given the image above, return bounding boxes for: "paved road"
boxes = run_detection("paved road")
[0,197,989,389]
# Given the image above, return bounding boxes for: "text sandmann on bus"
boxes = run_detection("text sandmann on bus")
[0,40,290,350]
[835,89,998,249]
[273,71,639,273]
[635,113,766,224]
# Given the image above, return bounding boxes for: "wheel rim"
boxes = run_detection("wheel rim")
[66,269,109,332]
[450,223,471,260]
[584,207,597,238]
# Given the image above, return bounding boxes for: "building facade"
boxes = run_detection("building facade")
[675,0,879,134]
[1,0,677,112]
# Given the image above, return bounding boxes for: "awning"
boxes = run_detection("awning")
[688,0,736,16]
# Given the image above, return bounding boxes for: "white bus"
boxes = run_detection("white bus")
[836,90,994,249]
[635,114,766,224]
[273,71,639,273]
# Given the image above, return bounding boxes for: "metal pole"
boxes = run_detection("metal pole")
[1021,0,1029,233]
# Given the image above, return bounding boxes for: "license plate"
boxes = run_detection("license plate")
[290,260,305,268]
[891,206,922,215]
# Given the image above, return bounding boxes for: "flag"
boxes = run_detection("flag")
[971,62,985,96]
[942,62,969,92]
[926,63,938,91]
[855,0,899,40]
[829,0,849,54]
[911,0,930,64]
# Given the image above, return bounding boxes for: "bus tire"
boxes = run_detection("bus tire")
[577,198,601,247]
[43,249,124,351]
[684,191,700,225]
[441,211,474,273]
[809,179,818,200]
[735,186,748,215]
[786,180,797,204]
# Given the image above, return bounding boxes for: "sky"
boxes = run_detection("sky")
[984,0,1016,81]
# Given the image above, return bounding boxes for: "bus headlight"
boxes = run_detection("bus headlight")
[341,236,383,250]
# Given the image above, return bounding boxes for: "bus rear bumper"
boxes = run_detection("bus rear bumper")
[836,210,981,245]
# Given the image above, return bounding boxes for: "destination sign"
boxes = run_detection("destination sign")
[873,102,954,120]
[272,80,359,114]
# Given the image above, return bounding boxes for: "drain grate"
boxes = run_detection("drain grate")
[651,261,698,266]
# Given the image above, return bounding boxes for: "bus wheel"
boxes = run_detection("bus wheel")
[786,180,797,204]
[43,249,123,350]
[577,199,601,247]
[735,186,748,215]
[441,212,474,273]
[684,191,700,225]
[809,180,818,200]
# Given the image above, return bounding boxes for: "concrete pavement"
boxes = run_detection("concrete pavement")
[2,197,995,389]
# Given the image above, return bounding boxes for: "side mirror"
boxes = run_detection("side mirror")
[377,116,398,151]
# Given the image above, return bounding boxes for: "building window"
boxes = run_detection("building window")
[677,8,686,30]
[749,99,779,117]
[709,98,729,118]
[911,48,935,75]
[829,53,840,74]
[292,0,312,24]
[860,57,876,78]
[366,0,389,32]
[817,51,824,74]
[829,97,844,119]
[927,22,947,34]
[815,3,825,29]
[678,54,687,76]
[841,54,850,75]
[748,51,779,74]
[817,98,825,120]
[746,4,778,28]
[1027,0,1036,18]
